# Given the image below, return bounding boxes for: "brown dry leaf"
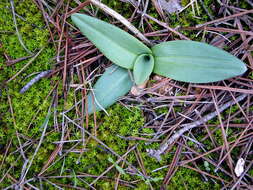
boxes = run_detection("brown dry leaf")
[131,81,148,96]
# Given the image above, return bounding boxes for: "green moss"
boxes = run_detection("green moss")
[249,169,253,177]
[168,167,221,190]
[155,107,169,114]
[0,0,55,187]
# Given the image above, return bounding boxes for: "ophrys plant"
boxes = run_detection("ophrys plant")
[71,13,247,114]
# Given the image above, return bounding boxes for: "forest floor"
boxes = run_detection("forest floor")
[0,0,253,189]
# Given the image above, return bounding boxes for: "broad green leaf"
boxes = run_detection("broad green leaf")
[87,65,133,114]
[133,54,154,85]
[152,40,247,83]
[71,13,151,69]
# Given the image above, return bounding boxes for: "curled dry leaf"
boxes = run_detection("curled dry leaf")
[131,80,148,96]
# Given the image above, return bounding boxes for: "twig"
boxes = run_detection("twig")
[19,105,52,185]
[19,70,52,94]
[6,55,34,66]
[193,85,253,95]
[67,0,91,16]
[3,178,35,190]
[196,9,253,28]
[0,139,12,171]
[230,160,253,190]
[6,48,44,83]
[182,26,253,36]
[137,10,190,40]
[89,145,137,186]
[62,113,147,180]
[5,174,30,190]
[39,129,70,176]
[147,94,247,161]
[183,165,229,183]
[89,0,153,46]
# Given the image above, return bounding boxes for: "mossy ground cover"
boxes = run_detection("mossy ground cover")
[0,0,252,189]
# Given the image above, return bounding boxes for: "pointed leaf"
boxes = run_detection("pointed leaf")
[87,65,133,114]
[71,13,151,69]
[152,40,247,83]
[133,54,154,85]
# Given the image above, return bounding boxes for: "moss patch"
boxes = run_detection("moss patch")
[0,0,54,187]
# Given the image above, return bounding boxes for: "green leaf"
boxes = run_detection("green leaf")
[87,65,133,114]
[133,54,154,85]
[71,13,151,69]
[152,40,247,83]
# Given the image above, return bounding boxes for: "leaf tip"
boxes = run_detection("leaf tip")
[240,62,248,74]
[71,13,81,22]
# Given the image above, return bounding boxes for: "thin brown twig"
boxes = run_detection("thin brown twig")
[5,55,34,66]
[6,48,44,83]
[137,10,190,40]
[89,145,137,186]
[89,0,153,46]
[196,9,253,28]
[147,94,247,161]
[163,141,182,185]
[193,85,253,95]
[215,119,253,171]
[211,90,235,179]
[182,26,253,36]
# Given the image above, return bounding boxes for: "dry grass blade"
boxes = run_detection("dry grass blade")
[151,0,166,20]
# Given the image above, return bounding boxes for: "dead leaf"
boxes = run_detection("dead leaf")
[131,80,148,96]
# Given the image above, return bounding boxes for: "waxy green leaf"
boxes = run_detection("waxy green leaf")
[71,13,151,69]
[87,65,133,114]
[71,13,247,114]
[133,54,154,85]
[152,40,247,83]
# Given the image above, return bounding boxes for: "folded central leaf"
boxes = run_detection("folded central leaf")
[133,54,154,85]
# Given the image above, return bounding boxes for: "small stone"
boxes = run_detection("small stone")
[235,158,245,177]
